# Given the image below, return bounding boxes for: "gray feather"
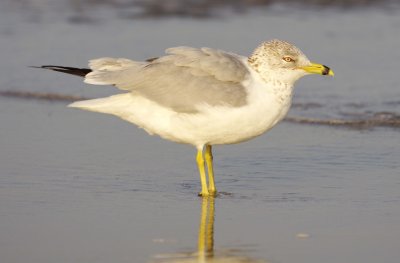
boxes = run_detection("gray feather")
[85,47,250,113]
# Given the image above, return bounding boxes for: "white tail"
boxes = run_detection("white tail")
[68,93,134,116]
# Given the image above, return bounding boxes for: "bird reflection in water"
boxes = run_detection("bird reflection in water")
[197,196,215,261]
[152,197,266,263]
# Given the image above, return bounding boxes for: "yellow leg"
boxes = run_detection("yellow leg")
[196,149,209,196]
[205,145,217,195]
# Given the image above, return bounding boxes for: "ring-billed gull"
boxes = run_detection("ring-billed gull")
[39,39,333,196]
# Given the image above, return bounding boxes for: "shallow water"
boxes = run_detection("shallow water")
[1,2,400,263]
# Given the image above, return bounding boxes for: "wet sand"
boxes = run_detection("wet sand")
[1,2,400,263]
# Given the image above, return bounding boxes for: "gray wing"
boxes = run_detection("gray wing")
[85,47,250,113]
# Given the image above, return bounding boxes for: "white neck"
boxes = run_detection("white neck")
[264,78,294,105]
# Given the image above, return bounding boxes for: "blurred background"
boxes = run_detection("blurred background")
[3,0,400,20]
[2,0,400,125]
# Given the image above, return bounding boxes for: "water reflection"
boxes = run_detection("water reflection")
[152,197,266,263]
[197,196,215,261]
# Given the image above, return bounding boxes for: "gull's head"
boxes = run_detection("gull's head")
[248,39,334,85]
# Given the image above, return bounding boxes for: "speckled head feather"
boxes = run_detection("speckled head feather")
[248,39,311,83]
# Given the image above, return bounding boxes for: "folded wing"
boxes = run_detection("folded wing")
[85,47,250,113]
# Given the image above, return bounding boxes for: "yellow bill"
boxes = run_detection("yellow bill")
[301,62,334,76]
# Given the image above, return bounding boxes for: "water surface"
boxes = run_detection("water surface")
[1,2,399,263]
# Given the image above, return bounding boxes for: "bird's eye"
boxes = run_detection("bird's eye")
[283,56,295,62]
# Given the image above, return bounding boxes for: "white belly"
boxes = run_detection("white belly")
[69,68,293,149]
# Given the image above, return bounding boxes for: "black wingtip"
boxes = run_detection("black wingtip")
[33,65,92,77]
